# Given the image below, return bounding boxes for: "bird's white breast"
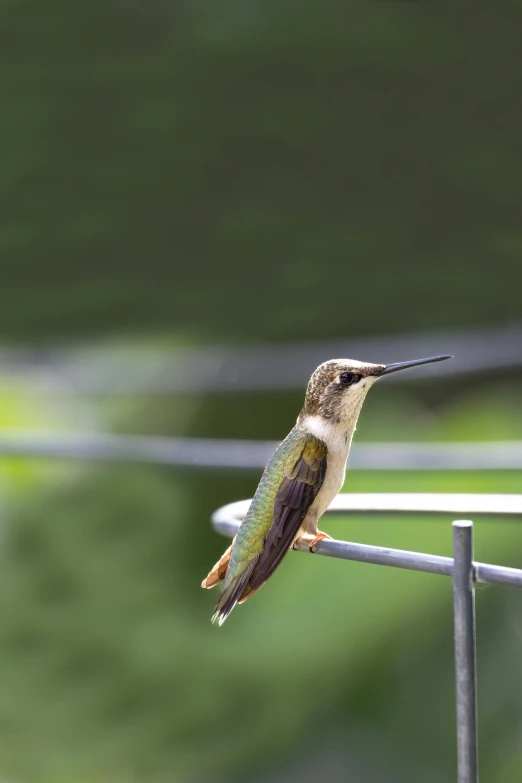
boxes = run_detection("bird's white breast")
[300,414,353,534]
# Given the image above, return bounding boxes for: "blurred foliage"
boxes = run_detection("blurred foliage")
[0,387,94,492]
[1,0,522,343]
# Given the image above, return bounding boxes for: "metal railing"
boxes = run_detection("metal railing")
[211,493,522,783]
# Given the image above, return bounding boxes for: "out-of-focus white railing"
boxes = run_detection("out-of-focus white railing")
[0,431,521,471]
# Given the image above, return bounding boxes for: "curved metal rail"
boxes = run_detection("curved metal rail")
[211,493,522,783]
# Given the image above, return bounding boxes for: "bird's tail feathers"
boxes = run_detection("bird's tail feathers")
[201,543,233,589]
[211,560,256,626]
[237,581,266,604]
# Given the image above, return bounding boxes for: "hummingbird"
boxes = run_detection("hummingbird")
[202,354,452,625]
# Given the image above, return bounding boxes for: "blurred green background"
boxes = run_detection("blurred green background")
[1,1,522,781]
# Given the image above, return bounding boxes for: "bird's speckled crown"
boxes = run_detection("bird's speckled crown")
[300,359,385,419]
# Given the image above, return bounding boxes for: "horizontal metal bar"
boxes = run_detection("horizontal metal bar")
[293,536,454,577]
[211,493,522,589]
[1,431,522,471]
[474,561,522,588]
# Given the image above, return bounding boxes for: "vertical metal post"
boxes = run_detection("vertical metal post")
[453,520,479,783]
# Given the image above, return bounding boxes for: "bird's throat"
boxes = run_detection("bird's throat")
[301,413,358,458]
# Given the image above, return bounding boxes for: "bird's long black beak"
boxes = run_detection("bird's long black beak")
[380,355,453,376]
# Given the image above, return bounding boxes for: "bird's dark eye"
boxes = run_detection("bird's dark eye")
[340,372,355,385]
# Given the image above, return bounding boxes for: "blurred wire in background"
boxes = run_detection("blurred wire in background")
[1,323,521,394]
[1,430,522,471]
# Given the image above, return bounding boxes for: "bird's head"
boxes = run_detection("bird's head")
[301,355,452,424]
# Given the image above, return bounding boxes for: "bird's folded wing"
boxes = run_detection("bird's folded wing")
[244,436,327,596]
